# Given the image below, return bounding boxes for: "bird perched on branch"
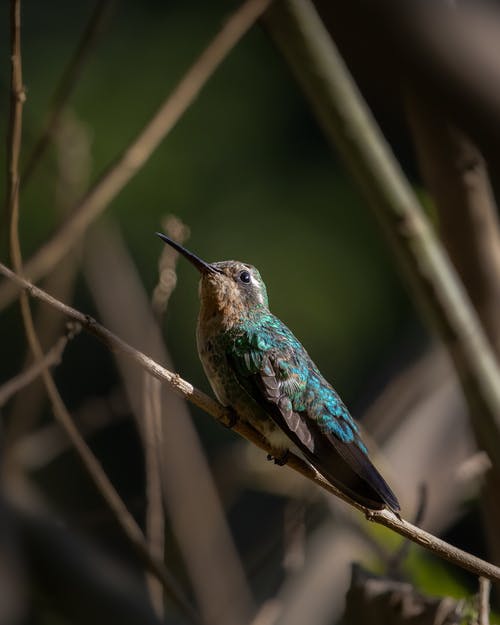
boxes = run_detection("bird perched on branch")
[157,233,400,513]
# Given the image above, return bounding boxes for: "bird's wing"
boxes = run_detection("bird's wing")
[228,323,400,512]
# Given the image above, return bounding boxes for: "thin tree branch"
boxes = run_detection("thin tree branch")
[6,112,91,448]
[6,0,25,251]
[144,216,188,618]
[14,504,164,625]
[478,576,491,625]
[0,0,273,312]
[405,93,500,584]
[21,0,116,185]
[4,8,200,622]
[3,264,500,583]
[263,0,500,471]
[0,326,79,408]
[406,97,500,355]
[84,223,254,625]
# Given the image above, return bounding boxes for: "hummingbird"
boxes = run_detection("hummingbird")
[157,233,400,513]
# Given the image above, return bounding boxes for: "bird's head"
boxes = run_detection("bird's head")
[157,233,269,323]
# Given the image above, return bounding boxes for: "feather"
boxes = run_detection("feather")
[227,319,400,513]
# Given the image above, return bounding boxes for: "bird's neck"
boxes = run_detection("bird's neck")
[198,295,268,334]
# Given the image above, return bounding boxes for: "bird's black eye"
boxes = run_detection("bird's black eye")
[239,270,251,284]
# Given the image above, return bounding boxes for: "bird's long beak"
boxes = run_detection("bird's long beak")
[156,232,219,275]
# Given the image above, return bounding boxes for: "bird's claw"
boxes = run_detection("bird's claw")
[224,409,239,429]
[267,449,289,466]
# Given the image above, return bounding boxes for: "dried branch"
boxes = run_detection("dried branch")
[478,577,491,625]
[5,0,25,228]
[83,223,254,625]
[3,264,500,583]
[0,326,79,408]
[4,7,199,622]
[6,113,91,448]
[406,97,500,355]
[152,215,190,320]
[263,0,500,472]
[14,504,164,625]
[405,92,500,581]
[344,564,463,625]
[0,0,273,312]
[21,0,116,185]
[145,216,188,618]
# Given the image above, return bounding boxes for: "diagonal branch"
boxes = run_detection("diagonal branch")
[0,326,79,408]
[21,0,116,185]
[2,262,500,583]
[4,6,200,623]
[263,0,500,473]
[0,0,273,311]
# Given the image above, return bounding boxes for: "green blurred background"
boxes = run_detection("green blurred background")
[0,0,414,395]
[4,1,483,622]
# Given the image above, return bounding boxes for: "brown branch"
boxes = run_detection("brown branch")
[0,326,79,408]
[6,113,91,448]
[478,577,491,625]
[0,0,273,312]
[263,0,500,473]
[144,216,188,618]
[14,504,164,625]
[3,263,500,583]
[4,7,199,622]
[406,97,500,355]
[21,0,116,185]
[405,93,500,581]
[83,223,254,625]
[6,0,25,252]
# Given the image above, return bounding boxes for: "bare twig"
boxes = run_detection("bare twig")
[4,8,199,622]
[3,264,500,583]
[6,112,91,448]
[142,375,165,619]
[0,327,79,408]
[84,223,254,625]
[406,95,500,360]
[0,0,273,311]
[6,0,25,250]
[145,216,188,617]
[406,92,500,582]
[478,576,491,625]
[14,504,164,625]
[263,0,500,471]
[21,0,116,185]
[152,215,190,320]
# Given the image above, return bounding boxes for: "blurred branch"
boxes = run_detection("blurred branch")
[406,93,500,575]
[370,1,500,158]
[5,0,25,230]
[4,7,198,622]
[343,564,464,625]
[263,0,500,472]
[0,0,273,311]
[4,264,500,582]
[21,0,115,185]
[7,0,25,276]
[152,215,190,320]
[84,222,254,625]
[7,112,91,447]
[406,97,500,355]
[0,325,79,408]
[478,577,491,625]
[13,503,164,625]
[141,375,165,619]
[144,216,188,618]
[11,388,129,472]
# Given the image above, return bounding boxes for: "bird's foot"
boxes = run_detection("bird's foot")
[267,449,289,466]
[224,409,239,429]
